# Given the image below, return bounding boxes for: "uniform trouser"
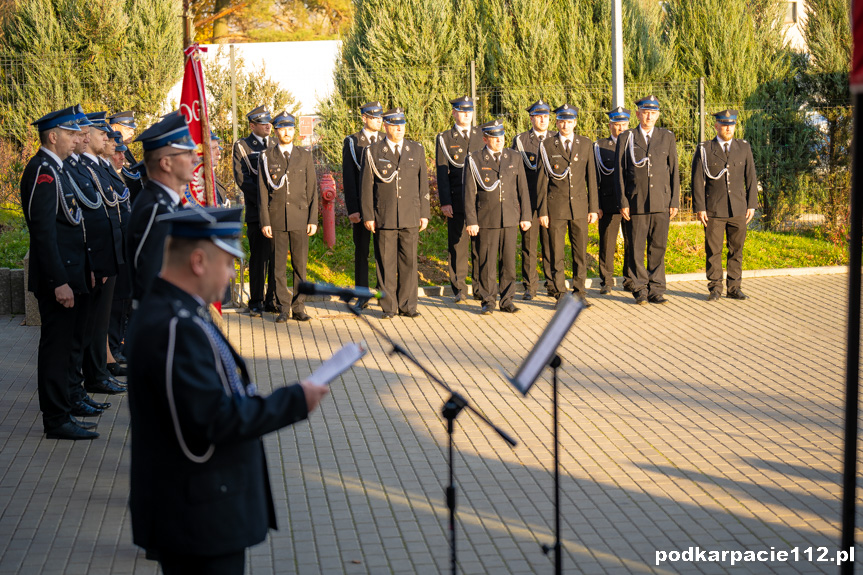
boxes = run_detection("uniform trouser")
[36,291,85,430]
[108,298,131,356]
[626,211,670,298]
[598,212,622,288]
[539,224,553,293]
[70,276,116,401]
[247,222,275,308]
[374,227,419,315]
[158,549,245,575]
[548,217,589,297]
[273,229,308,314]
[520,216,540,295]
[705,214,747,292]
[477,227,518,308]
[447,212,470,296]
[353,221,373,288]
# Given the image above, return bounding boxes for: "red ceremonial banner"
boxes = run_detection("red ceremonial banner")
[179,44,217,206]
[853,0,863,91]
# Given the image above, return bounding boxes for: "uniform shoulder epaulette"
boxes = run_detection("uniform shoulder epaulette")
[122,166,141,179]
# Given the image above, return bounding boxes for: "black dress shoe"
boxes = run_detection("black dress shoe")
[83,396,111,410]
[452,293,467,304]
[112,351,127,365]
[726,289,748,300]
[398,310,421,318]
[381,312,395,319]
[635,292,649,306]
[293,311,312,322]
[599,286,611,295]
[707,291,721,302]
[45,422,99,440]
[85,379,126,395]
[106,374,126,386]
[264,302,279,313]
[649,295,669,304]
[500,304,519,313]
[71,417,98,430]
[107,362,127,377]
[72,401,103,417]
[247,306,262,317]
[275,312,289,323]
[473,292,482,301]
[480,304,493,315]
[522,292,534,301]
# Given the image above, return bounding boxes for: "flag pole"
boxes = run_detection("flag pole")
[841,2,863,572]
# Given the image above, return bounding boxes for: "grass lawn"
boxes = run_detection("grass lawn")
[298,217,848,287]
[0,210,848,286]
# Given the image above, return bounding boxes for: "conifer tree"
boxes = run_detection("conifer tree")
[801,0,851,241]
[316,0,474,165]
[0,0,182,143]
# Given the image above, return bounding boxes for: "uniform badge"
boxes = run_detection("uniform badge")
[404,145,410,152]
[458,148,463,153]
[454,154,459,160]
[387,164,392,168]
[484,177,490,182]
[36,174,54,184]
[554,164,559,169]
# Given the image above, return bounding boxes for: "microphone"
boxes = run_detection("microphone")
[297,282,385,300]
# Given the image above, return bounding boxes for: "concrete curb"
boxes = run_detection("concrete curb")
[222,265,848,311]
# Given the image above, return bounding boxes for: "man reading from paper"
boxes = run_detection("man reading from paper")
[126,207,328,575]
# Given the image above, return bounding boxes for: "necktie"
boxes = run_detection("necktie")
[394,144,401,162]
[565,139,571,154]
[462,130,469,140]
[370,135,376,143]
[200,319,247,397]
[646,134,651,148]
[493,152,500,163]
[283,148,290,162]
[723,142,729,155]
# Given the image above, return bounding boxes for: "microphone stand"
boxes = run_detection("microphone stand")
[341,293,517,575]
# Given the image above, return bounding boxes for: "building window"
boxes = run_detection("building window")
[785,1,798,24]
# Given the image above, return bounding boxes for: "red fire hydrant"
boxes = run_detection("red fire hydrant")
[320,173,337,249]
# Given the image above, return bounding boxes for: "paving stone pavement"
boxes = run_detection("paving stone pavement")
[0,273,861,574]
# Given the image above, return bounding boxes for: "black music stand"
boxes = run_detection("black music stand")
[504,293,585,575]
[340,292,517,575]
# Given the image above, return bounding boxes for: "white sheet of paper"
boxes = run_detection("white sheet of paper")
[306,342,367,387]
[507,295,584,395]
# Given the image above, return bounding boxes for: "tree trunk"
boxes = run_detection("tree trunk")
[212,0,231,43]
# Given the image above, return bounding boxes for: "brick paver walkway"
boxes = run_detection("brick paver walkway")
[0,273,860,574]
